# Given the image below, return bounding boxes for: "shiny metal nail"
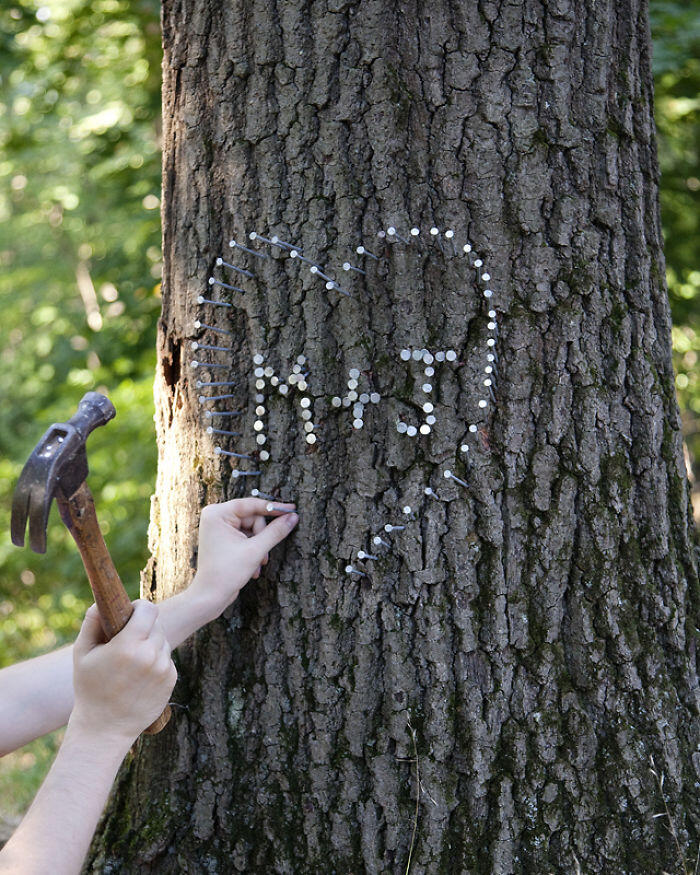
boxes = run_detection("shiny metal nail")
[199,393,236,404]
[345,565,367,577]
[206,426,242,437]
[343,262,366,275]
[197,296,232,308]
[230,238,268,259]
[215,447,254,459]
[193,321,232,336]
[248,232,276,247]
[208,277,245,294]
[204,409,243,418]
[270,235,300,252]
[356,245,378,260]
[191,360,230,370]
[215,258,254,278]
[289,250,322,269]
[325,281,352,298]
[387,227,410,244]
[191,341,233,353]
[444,469,468,488]
[309,265,334,283]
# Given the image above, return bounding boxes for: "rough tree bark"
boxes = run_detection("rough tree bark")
[88,0,699,872]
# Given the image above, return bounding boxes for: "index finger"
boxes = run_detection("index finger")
[212,497,296,522]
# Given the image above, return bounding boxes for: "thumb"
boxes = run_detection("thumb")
[250,512,298,559]
[73,604,105,657]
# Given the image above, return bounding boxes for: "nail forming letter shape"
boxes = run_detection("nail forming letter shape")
[330,368,381,430]
[395,347,459,437]
[251,352,318,461]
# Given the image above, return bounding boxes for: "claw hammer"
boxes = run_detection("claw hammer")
[10,391,170,735]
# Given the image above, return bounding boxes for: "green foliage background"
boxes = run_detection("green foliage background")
[0,0,698,821]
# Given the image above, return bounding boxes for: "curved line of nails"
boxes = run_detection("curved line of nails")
[212,225,497,305]
[348,477,472,575]
[195,222,501,482]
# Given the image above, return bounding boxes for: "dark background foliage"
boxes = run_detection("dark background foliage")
[0,0,697,822]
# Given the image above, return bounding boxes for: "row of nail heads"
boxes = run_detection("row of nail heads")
[252,352,318,452]
[331,368,380,430]
[347,467,478,576]
[243,232,351,298]
[229,224,495,305]
[193,249,258,478]
[203,223,497,327]
[348,488,474,576]
[347,504,413,576]
[196,223,501,501]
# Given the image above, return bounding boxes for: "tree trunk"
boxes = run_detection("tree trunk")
[88,0,700,871]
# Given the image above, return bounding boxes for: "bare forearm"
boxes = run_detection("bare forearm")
[0,719,129,875]
[0,646,74,755]
[154,582,223,650]
[0,587,222,755]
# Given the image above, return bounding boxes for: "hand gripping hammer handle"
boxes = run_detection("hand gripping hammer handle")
[57,483,171,735]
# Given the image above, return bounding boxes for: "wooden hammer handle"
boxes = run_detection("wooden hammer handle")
[57,481,171,735]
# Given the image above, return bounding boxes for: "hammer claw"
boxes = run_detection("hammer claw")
[10,479,31,550]
[11,472,51,554]
[10,392,114,555]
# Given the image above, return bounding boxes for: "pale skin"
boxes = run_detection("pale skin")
[0,498,298,875]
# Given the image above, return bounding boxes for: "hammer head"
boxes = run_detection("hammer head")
[11,392,116,553]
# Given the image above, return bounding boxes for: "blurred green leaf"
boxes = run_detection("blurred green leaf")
[650,0,700,496]
[0,0,161,670]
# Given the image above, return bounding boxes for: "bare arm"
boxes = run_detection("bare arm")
[0,588,215,756]
[0,646,74,757]
[0,720,130,874]
[0,499,298,755]
[0,602,175,875]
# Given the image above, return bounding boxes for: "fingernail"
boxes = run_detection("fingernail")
[288,513,299,526]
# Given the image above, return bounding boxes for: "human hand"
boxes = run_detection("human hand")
[188,498,299,618]
[69,601,176,749]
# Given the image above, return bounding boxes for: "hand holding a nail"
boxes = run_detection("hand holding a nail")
[188,499,298,618]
